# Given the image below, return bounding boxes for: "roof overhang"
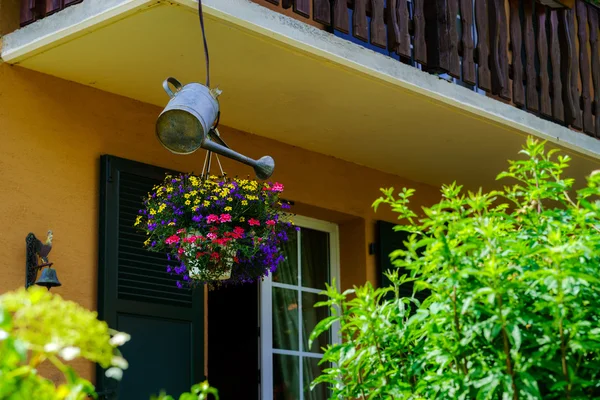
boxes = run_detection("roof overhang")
[2,0,599,188]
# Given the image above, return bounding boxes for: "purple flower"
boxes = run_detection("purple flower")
[166,266,172,273]
[151,241,156,247]
[281,203,291,209]
[176,281,183,289]
[192,215,203,223]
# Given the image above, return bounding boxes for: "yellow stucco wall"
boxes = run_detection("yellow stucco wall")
[0,64,439,382]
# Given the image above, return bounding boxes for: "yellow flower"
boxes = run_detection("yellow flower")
[194,199,200,205]
[239,217,245,222]
[184,194,190,199]
[185,200,191,205]
[166,187,173,193]
[203,201,210,207]
[149,209,156,215]
[144,239,151,246]
[224,206,232,212]
[227,197,233,202]
[158,204,167,212]
[193,206,200,212]
[241,200,248,206]
[134,215,142,226]
[168,222,175,226]
[190,190,197,196]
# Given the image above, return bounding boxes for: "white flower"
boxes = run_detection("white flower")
[0,329,8,341]
[44,342,60,353]
[111,355,129,369]
[105,367,123,381]
[189,267,201,278]
[59,346,80,361]
[109,332,131,347]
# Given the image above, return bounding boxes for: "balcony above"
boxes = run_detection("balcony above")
[2,0,600,188]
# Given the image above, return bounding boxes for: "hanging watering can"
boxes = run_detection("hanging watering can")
[156,77,220,155]
[155,77,275,180]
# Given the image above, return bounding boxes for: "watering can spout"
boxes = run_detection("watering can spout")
[201,136,275,180]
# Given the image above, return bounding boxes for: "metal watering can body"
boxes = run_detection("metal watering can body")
[155,77,275,180]
[156,77,220,155]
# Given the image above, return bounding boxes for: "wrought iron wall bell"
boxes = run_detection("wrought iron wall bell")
[35,267,62,290]
[26,231,61,290]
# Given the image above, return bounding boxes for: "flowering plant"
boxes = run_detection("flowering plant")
[136,174,294,287]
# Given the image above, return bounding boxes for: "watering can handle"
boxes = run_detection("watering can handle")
[163,77,183,98]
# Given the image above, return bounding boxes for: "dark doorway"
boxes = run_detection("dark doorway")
[208,282,259,400]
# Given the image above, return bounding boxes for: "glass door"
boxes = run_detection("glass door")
[260,216,339,400]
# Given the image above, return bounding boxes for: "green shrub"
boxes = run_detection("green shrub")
[0,287,129,399]
[311,138,600,399]
[0,287,218,399]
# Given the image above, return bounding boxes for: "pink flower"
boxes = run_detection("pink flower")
[206,214,219,224]
[219,213,232,223]
[177,247,184,255]
[266,220,276,226]
[183,235,201,244]
[165,235,180,245]
[216,238,231,246]
[248,218,260,226]
[176,228,186,234]
[210,252,220,261]
[207,232,217,240]
[233,226,245,236]
[271,183,284,192]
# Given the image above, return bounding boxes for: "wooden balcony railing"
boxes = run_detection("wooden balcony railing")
[21,0,600,137]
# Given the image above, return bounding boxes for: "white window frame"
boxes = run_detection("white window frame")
[260,215,340,400]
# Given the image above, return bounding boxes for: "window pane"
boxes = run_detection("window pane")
[273,229,298,285]
[303,357,330,400]
[301,228,330,290]
[272,287,299,351]
[302,292,329,353]
[273,354,299,400]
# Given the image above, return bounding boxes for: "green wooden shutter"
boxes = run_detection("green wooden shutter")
[376,220,429,302]
[97,156,204,400]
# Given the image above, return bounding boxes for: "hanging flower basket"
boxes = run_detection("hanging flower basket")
[136,174,295,288]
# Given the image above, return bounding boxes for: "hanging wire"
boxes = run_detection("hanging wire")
[198,0,218,177]
[215,154,225,176]
[198,0,210,88]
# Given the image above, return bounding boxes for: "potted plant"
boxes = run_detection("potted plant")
[136,174,295,288]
